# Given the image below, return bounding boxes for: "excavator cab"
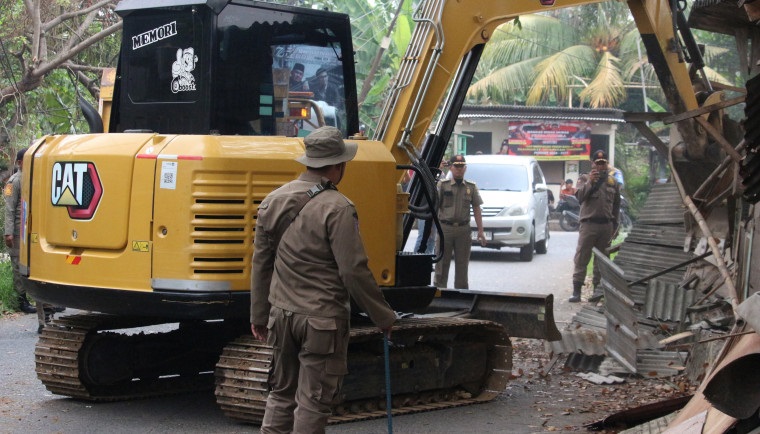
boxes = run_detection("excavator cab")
[112,0,358,137]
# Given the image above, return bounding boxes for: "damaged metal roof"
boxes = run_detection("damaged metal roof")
[458,105,626,123]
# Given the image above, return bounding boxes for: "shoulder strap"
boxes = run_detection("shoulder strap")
[273,181,336,245]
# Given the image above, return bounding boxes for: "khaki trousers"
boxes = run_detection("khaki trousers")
[434,223,472,289]
[572,221,614,285]
[261,307,349,434]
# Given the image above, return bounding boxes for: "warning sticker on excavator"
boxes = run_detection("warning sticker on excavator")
[132,241,150,252]
[66,255,81,265]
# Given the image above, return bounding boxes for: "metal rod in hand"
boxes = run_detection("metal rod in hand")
[384,333,393,434]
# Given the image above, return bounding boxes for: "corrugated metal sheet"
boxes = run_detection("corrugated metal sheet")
[644,280,696,322]
[614,241,692,292]
[636,350,688,377]
[616,243,693,271]
[636,183,687,225]
[619,412,678,434]
[576,372,626,384]
[624,224,688,248]
[595,247,632,298]
[571,305,607,330]
[598,356,629,376]
[636,329,665,350]
[564,353,605,372]
[544,327,606,356]
[692,0,725,9]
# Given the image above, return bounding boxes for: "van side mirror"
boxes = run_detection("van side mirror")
[534,182,547,192]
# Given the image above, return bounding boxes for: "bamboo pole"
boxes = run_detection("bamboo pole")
[668,150,739,313]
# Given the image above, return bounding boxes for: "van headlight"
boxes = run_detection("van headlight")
[502,204,527,216]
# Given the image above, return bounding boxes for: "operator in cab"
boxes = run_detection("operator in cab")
[250,126,396,433]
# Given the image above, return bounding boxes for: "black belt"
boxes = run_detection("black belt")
[581,217,613,224]
[440,220,469,226]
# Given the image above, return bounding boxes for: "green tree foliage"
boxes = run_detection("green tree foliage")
[0,0,121,165]
[467,2,641,108]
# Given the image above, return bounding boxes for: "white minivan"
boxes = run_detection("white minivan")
[464,155,550,261]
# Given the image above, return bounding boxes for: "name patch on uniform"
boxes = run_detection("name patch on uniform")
[51,162,103,220]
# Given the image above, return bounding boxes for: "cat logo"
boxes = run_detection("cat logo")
[51,162,103,220]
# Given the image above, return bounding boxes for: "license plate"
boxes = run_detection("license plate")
[472,231,492,241]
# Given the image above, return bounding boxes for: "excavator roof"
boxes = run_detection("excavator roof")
[116,0,228,15]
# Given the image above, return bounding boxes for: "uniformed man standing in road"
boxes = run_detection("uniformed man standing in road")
[569,150,620,302]
[434,154,486,289]
[4,148,36,315]
[250,126,396,434]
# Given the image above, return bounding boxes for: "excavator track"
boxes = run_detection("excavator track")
[215,316,511,425]
[35,313,244,401]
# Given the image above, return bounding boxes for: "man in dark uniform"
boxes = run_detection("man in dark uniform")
[311,67,340,107]
[288,62,309,92]
[4,148,36,314]
[569,150,620,302]
[250,126,396,433]
[434,154,486,289]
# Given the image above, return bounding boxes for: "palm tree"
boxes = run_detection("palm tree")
[467,2,638,108]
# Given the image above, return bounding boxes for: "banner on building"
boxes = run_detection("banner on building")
[505,121,591,160]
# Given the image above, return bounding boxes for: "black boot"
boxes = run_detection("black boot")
[569,281,583,303]
[18,295,37,314]
[588,283,604,302]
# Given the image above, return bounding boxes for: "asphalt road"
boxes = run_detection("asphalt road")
[0,230,583,434]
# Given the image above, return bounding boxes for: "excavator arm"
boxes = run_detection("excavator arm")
[373,0,715,240]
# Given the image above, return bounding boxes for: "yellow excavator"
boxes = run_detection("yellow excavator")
[21,0,727,425]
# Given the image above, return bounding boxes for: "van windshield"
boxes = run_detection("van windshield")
[465,164,528,192]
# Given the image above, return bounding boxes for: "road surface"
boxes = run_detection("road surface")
[0,231,586,433]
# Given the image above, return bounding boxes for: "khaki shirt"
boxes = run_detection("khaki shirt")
[436,178,483,224]
[250,172,396,329]
[576,172,620,222]
[4,170,22,237]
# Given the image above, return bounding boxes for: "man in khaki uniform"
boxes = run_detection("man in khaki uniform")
[251,126,396,434]
[570,149,620,302]
[4,148,36,315]
[434,154,486,289]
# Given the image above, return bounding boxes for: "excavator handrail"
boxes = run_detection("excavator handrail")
[374,0,445,144]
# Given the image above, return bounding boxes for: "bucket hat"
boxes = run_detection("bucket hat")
[296,126,357,168]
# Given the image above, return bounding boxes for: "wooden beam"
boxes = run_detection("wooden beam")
[663,95,746,124]
[623,112,672,123]
[629,122,669,158]
[694,116,743,162]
